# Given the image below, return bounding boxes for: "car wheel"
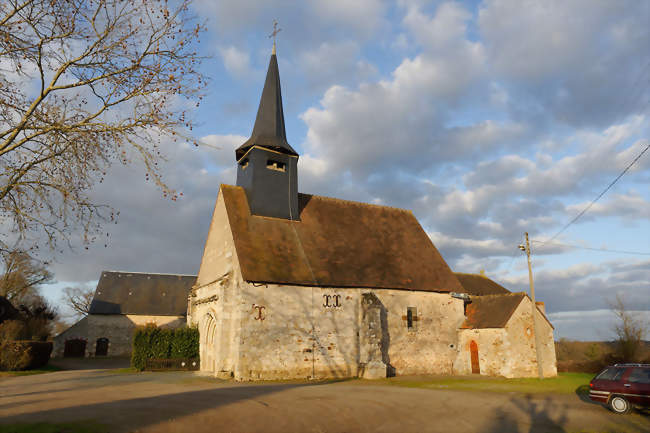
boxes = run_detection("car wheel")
[608,395,632,414]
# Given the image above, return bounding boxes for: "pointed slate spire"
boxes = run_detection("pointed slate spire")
[235,53,298,161]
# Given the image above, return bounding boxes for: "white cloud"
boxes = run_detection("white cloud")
[219,46,255,80]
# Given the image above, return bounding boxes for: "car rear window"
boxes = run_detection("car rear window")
[628,367,650,384]
[595,367,625,381]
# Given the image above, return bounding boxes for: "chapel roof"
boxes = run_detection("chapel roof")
[235,53,298,160]
[454,272,511,296]
[461,292,554,329]
[221,184,463,292]
[88,271,196,316]
[461,293,526,329]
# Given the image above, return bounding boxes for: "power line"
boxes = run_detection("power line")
[542,142,650,243]
[531,239,650,256]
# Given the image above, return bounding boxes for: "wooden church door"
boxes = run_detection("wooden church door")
[470,340,480,374]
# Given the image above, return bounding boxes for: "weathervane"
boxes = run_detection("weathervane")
[269,19,281,55]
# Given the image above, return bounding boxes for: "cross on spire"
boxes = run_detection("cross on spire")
[269,19,281,55]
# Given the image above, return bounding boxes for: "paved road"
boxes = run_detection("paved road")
[1,368,648,433]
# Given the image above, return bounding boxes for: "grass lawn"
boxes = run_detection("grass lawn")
[377,372,594,394]
[0,365,61,378]
[0,421,107,433]
[108,367,139,374]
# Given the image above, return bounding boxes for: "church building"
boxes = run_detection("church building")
[187,46,557,380]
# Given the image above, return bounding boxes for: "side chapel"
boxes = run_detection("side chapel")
[187,46,557,380]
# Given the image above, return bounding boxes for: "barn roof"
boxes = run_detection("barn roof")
[221,184,463,292]
[454,273,511,296]
[88,271,196,316]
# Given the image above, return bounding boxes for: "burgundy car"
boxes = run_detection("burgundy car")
[589,363,650,414]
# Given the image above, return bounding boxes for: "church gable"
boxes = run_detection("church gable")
[220,184,463,292]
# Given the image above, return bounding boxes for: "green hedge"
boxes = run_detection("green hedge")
[0,341,53,371]
[131,325,199,371]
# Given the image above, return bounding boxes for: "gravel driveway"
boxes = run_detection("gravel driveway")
[1,367,648,433]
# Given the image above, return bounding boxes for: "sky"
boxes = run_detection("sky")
[36,0,649,341]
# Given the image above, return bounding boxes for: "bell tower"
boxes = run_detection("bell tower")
[235,42,299,220]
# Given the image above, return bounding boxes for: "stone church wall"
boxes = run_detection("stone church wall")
[457,328,508,376]
[503,299,557,378]
[189,190,243,377]
[233,283,467,380]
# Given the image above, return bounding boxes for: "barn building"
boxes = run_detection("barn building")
[187,48,557,380]
[53,271,194,358]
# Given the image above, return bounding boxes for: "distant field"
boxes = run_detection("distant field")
[375,372,594,394]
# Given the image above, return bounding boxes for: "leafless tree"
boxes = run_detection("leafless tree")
[0,0,207,254]
[611,294,647,362]
[62,285,94,317]
[0,249,52,305]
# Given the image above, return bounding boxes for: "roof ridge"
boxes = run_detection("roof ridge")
[304,193,413,213]
[221,183,413,214]
[473,292,525,298]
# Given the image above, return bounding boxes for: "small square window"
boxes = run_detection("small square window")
[239,158,249,169]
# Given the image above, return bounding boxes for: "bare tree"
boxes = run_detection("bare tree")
[0,0,206,253]
[611,294,647,362]
[62,285,94,318]
[0,249,52,304]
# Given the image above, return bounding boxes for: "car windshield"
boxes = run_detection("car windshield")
[595,367,625,381]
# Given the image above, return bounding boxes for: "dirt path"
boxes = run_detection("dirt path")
[1,369,648,433]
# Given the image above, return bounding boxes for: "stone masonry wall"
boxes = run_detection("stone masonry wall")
[234,282,466,380]
[457,328,508,376]
[504,299,557,378]
[85,314,185,357]
[189,188,242,377]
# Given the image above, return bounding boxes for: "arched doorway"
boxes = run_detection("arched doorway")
[200,313,217,372]
[95,338,109,356]
[470,340,480,374]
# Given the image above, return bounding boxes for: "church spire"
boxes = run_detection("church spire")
[235,26,300,221]
[235,27,298,161]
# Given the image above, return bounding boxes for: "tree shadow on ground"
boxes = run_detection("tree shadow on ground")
[0,380,344,432]
[482,394,568,433]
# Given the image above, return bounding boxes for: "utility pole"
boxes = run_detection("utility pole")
[519,232,544,379]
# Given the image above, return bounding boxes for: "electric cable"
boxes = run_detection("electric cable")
[531,239,650,256]
[541,142,650,244]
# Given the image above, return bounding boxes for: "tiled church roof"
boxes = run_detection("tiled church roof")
[454,273,511,296]
[221,184,464,292]
[88,271,196,316]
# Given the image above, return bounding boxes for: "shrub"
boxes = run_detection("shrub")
[131,325,199,371]
[0,340,52,371]
[170,327,200,359]
[0,320,29,342]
